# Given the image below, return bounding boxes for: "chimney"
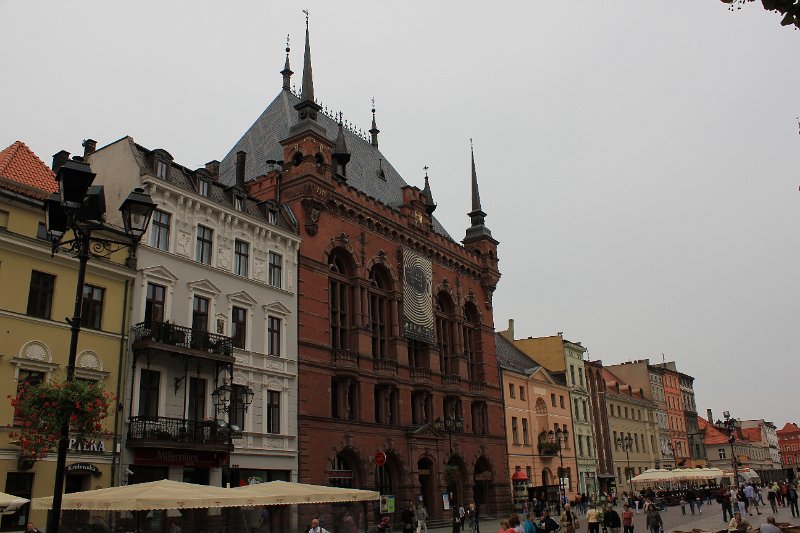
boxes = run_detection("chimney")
[52,150,70,172]
[508,319,515,340]
[82,139,97,158]
[707,409,714,423]
[235,151,247,188]
[205,160,220,180]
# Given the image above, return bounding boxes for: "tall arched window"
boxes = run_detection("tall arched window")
[329,249,354,350]
[368,265,392,359]
[463,302,480,381]
[435,292,457,375]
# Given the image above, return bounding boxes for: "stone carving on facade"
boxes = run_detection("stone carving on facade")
[176,231,191,256]
[77,351,101,370]
[301,195,325,236]
[22,341,49,362]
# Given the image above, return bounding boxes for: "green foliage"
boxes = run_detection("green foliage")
[722,0,799,30]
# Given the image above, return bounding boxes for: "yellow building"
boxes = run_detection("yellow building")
[0,142,136,529]
[496,334,579,507]
[601,367,661,496]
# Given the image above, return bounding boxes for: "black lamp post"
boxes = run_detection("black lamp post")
[44,157,156,533]
[715,411,740,487]
[211,375,254,488]
[616,434,634,494]
[434,415,463,457]
[548,427,569,511]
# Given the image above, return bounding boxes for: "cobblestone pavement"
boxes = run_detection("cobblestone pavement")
[424,502,800,533]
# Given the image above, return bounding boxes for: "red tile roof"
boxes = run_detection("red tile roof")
[698,416,731,445]
[0,141,57,197]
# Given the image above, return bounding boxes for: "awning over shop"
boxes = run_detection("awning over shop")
[0,491,29,514]
[233,480,380,505]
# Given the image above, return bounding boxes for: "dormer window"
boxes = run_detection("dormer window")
[156,160,168,179]
[268,210,278,224]
[235,196,245,212]
[198,179,210,197]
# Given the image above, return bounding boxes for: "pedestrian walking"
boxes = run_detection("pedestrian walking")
[788,483,799,518]
[309,518,331,533]
[560,503,579,533]
[621,505,634,533]
[459,505,467,532]
[744,483,762,516]
[767,484,778,514]
[603,504,621,533]
[470,503,481,533]
[644,503,662,533]
[587,504,601,533]
[736,487,748,517]
[402,502,416,533]
[679,495,687,516]
[415,502,429,533]
[539,510,560,533]
[686,489,696,515]
[695,495,703,514]
[720,486,733,523]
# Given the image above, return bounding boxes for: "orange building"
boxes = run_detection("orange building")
[661,368,689,464]
[496,334,578,505]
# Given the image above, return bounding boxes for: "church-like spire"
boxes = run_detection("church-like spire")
[289,11,325,137]
[332,115,351,181]
[422,166,436,215]
[369,98,380,149]
[281,34,293,91]
[464,140,493,241]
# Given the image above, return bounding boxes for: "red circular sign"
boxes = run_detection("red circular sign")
[375,451,387,466]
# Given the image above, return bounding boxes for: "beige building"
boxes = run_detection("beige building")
[602,368,661,494]
[496,334,579,505]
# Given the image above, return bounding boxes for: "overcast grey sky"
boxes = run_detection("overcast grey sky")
[2,1,798,427]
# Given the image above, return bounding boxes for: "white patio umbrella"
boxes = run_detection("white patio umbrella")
[0,491,29,515]
[31,479,260,511]
[233,480,380,505]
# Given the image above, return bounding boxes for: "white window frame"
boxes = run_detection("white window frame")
[131,363,169,417]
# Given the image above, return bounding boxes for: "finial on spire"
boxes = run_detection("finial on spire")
[281,33,293,91]
[369,97,380,149]
[464,140,494,243]
[303,8,309,28]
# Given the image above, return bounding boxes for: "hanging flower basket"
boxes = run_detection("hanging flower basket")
[9,379,113,460]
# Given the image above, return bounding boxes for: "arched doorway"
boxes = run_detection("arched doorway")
[417,457,435,514]
[473,456,493,508]
[541,468,551,487]
[445,454,468,507]
[329,449,366,532]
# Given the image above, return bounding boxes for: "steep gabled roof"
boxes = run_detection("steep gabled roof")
[698,416,731,445]
[495,333,540,375]
[218,90,452,238]
[0,141,56,198]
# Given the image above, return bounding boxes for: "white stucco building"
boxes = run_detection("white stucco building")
[86,137,300,488]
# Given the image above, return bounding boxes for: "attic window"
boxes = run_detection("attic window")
[235,196,245,212]
[198,179,210,197]
[156,160,168,179]
[268,210,278,224]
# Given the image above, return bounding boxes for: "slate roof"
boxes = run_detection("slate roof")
[0,141,57,198]
[121,137,296,233]
[218,90,452,239]
[495,333,540,374]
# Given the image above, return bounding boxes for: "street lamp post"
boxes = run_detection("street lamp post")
[616,435,634,495]
[434,415,464,457]
[716,411,740,487]
[211,375,255,487]
[548,427,569,512]
[44,157,156,533]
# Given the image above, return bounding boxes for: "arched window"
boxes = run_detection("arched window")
[463,302,480,381]
[435,292,457,375]
[329,249,354,350]
[368,265,392,359]
[535,398,548,414]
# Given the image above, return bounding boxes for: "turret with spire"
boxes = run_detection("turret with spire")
[281,34,293,91]
[369,98,380,149]
[289,12,326,138]
[332,115,351,181]
[422,167,436,215]
[464,142,493,242]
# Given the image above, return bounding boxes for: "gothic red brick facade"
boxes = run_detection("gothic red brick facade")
[243,26,510,521]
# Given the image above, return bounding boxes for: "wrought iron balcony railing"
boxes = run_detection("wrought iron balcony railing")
[127,416,229,447]
[132,321,233,358]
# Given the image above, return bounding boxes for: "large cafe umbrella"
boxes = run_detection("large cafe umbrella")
[31,479,260,511]
[0,491,29,514]
[233,480,380,505]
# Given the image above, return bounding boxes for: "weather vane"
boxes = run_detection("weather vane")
[423,165,429,177]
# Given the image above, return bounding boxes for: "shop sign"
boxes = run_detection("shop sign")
[134,449,223,468]
[380,495,395,513]
[66,463,101,476]
[68,439,106,453]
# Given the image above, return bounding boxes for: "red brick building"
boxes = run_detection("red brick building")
[227,25,510,519]
[777,423,800,479]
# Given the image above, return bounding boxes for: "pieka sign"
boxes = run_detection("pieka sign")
[67,439,107,453]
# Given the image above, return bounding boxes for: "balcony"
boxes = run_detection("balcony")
[127,416,230,452]
[331,349,359,369]
[538,441,559,456]
[373,358,398,376]
[132,321,234,363]
[442,374,461,390]
[469,380,486,392]
[410,367,432,382]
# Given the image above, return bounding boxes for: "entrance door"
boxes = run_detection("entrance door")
[188,377,206,442]
[418,458,435,514]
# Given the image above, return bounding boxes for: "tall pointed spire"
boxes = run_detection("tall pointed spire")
[281,34,293,92]
[300,12,315,102]
[422,166,436,215]
[289,10,325,137]
[464,140,493,242]
[369,97,380,149]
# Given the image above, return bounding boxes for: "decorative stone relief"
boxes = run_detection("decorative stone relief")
[176,232,191,256]
[22,341,49,362]
[77,351,101,370]
[266,437,284,449]
[254,259,266,281]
